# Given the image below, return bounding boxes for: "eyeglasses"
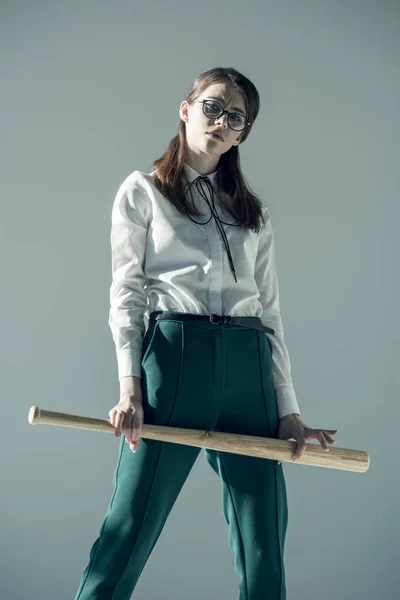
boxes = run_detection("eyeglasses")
[198,99,250,131]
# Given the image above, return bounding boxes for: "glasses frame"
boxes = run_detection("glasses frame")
[198,99,250,131]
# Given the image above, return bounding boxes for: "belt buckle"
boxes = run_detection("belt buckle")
[210,313,229,325]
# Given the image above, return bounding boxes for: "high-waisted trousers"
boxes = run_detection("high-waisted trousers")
[74,311,289,600]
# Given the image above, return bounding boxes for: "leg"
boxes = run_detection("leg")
[205,327,288,600]
[75,319,221,599]
[75,437,201,600]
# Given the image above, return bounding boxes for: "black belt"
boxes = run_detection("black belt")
[150,311,275,336]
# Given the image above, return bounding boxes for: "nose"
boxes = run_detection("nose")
[214,111,229,128]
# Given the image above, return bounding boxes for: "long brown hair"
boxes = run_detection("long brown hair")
[151,67,266,233]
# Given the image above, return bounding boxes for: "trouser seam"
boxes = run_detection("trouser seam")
[111,321,186,599]
[76,438,124,599]
[256,330,284,598]
[111,440,164,599]
[218,451,249,600]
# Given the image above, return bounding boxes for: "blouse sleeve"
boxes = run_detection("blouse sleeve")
[108,171,151,380]
[254,206,301,419]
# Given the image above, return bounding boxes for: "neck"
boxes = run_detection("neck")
[185,147,219,176]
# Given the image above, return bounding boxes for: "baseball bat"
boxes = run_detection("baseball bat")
[28,405,369,473]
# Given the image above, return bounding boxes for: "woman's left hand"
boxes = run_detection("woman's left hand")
[276,413,339,464]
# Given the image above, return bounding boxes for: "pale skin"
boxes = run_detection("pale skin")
[109,82,340,457]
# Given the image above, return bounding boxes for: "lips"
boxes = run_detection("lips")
[207,131,224,140]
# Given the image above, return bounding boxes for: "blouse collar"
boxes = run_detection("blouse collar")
[182,162,219,187]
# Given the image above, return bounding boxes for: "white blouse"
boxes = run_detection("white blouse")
[108,162,301,419]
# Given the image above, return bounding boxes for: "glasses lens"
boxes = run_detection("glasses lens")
[203,101,222,117]
[228,114,246,131]
[203,101,246,131]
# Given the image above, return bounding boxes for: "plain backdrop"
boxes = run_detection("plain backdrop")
[1,1,399,599]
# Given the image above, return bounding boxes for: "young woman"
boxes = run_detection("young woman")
[75,66,338,600]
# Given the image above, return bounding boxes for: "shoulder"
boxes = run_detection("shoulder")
[112,170,153,224]
[259,202,272,229]
[116,169,147,194]
[260,203,271,218]
[118,167,160,196]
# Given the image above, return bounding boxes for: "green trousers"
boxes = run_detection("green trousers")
[75,311,288,600]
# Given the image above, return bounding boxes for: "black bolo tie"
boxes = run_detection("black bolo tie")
[183,175,240,283]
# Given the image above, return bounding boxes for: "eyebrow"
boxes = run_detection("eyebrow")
[206,96,246,116]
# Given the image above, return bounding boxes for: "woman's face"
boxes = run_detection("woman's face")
[180,82,247,158]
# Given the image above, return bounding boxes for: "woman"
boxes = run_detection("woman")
[75,66,338,600]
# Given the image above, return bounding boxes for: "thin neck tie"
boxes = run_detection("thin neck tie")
[184,175,238,283]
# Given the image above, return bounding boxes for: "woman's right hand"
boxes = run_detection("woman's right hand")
[109,391,144,453]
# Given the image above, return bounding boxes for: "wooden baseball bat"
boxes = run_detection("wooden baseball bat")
[28,406,369,473]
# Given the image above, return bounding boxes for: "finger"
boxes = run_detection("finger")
[306,428,326,442]
[316,431,329,451]
[129,430,141,452]
[109,409,117,427]
[115,411,125,432]
[307,429,326,445]
[323,429,339,434]
[130,416,143,452]
[123,414,133,442]
[305,427,339,440]
[292,437,307,461]
[131,417,142,444]
[109,411,122,437]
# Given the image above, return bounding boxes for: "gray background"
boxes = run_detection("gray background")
[1,1,399,598]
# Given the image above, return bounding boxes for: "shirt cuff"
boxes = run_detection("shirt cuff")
[116,348,143,380]
[275,385,301,419]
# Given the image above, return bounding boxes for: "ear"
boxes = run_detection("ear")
[180,100,189,122]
